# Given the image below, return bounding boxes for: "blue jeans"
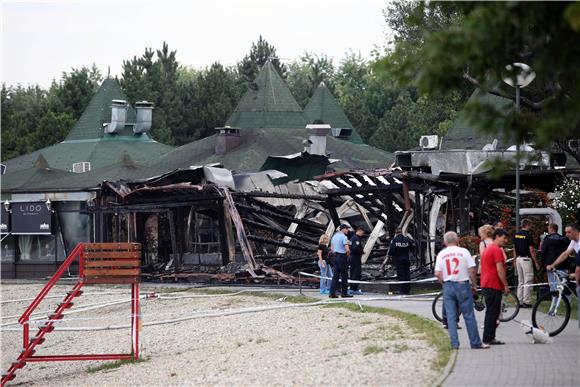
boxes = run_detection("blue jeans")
[318,261,333,293]
[443,281,483,349]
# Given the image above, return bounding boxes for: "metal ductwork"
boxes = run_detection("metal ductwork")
[106,100,128,134]
[134,101,154,134]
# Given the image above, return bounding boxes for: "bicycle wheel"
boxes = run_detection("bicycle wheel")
[499,291,520,322]
[532,292,571,336]
[432,292,444,322]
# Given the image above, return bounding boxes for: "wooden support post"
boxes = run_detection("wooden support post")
[217,199,233,265]
[361,219,386,264]
[385,193,395,237]
[326,196,341,230]
[168,210,179,272]
[276,201,308,256]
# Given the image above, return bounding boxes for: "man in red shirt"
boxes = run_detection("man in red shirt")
[480,228,510,345]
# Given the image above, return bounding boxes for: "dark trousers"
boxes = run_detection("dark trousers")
[395,258,411,294]
[330,253,349,296]
[482,288,502,343]
[349,255,362,291]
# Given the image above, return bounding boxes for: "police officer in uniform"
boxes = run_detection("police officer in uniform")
[349,227,366,294]
[513,219,540,307]
[388,227,414,295]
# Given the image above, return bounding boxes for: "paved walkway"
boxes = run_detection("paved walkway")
[241,286,579,387]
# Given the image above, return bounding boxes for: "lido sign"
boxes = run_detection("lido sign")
[11,202,52,235]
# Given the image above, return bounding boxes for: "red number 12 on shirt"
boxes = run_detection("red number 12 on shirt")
[445,258,459,275]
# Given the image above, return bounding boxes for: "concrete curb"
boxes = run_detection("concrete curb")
[431,347,457,387]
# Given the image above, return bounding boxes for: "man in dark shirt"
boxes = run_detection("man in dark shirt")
[513,219,539,307]
[540,223,569,292]
[349,227,366,294]
[388,227,414,295]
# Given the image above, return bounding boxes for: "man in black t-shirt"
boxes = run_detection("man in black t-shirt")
[540,223,569,292]
[513,219,540,307]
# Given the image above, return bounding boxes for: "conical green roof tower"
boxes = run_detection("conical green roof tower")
[303,83,364,144]
[226,62,306,129]
[2,78,173,174]
[66,78,135,140]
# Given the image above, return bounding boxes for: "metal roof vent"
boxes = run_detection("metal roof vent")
[106,99,127,134]
[134,101,154,134]
[72,161,91,173]
[330,127,352,139]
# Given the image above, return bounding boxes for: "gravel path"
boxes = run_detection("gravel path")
[1,284,439,386]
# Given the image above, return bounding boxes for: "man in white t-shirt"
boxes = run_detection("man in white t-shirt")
[547,224,580,271]
[435,231,488,349]
[546,223,580,329]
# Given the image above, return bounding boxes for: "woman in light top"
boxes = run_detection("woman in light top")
[479,224,495,256]
[316,234,333,294]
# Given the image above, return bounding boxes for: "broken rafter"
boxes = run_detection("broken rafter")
[236,203,326,230]
[232,191,326,201]
[242,218,319,244]
[246,235,315,253]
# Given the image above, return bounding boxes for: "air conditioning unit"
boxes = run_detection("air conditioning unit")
[568,139,580,151]
[72,162,91,173]
[420,135,439,150]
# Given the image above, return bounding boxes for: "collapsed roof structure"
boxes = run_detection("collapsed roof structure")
[1,64,578,283]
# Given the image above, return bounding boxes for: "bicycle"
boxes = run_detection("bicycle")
[532,269,577,336]
[432,289,520,323]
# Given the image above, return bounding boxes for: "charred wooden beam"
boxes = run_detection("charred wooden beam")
[246,235,315,252]
[325,184,403,196]
[232,191,326,201]
[325,197,341,230]
[243,218,320,244]
[236,203,326,230]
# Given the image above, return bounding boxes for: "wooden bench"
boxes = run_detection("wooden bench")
[82,243,141,284]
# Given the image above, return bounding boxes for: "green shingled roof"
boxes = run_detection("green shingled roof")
[303,83,364,144]
[1,154,74,192]
[2,79,173,175]
[226,62,307,129]
[66,78,136,141]
[150,127,394,174]
[442,89,514,150]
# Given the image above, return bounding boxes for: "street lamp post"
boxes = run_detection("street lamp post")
[503,63,535,231]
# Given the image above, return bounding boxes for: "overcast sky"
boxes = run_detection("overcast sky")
[1,0,389,87]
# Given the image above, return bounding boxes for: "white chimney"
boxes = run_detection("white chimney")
[306,124,331,155]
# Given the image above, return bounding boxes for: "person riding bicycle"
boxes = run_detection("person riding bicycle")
[541,223,569,293]
[546,223,580,329]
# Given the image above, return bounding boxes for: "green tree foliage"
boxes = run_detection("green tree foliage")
[178,63,244,143]
[120,42,180,145]
[369,91,461,152]
[287,52,335,107]
[238,35,287,82]
[27,111,75,151]
[1,66,101,161]
[1,84,47,160]
[377,1,580,162]
[49,64,102,120]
